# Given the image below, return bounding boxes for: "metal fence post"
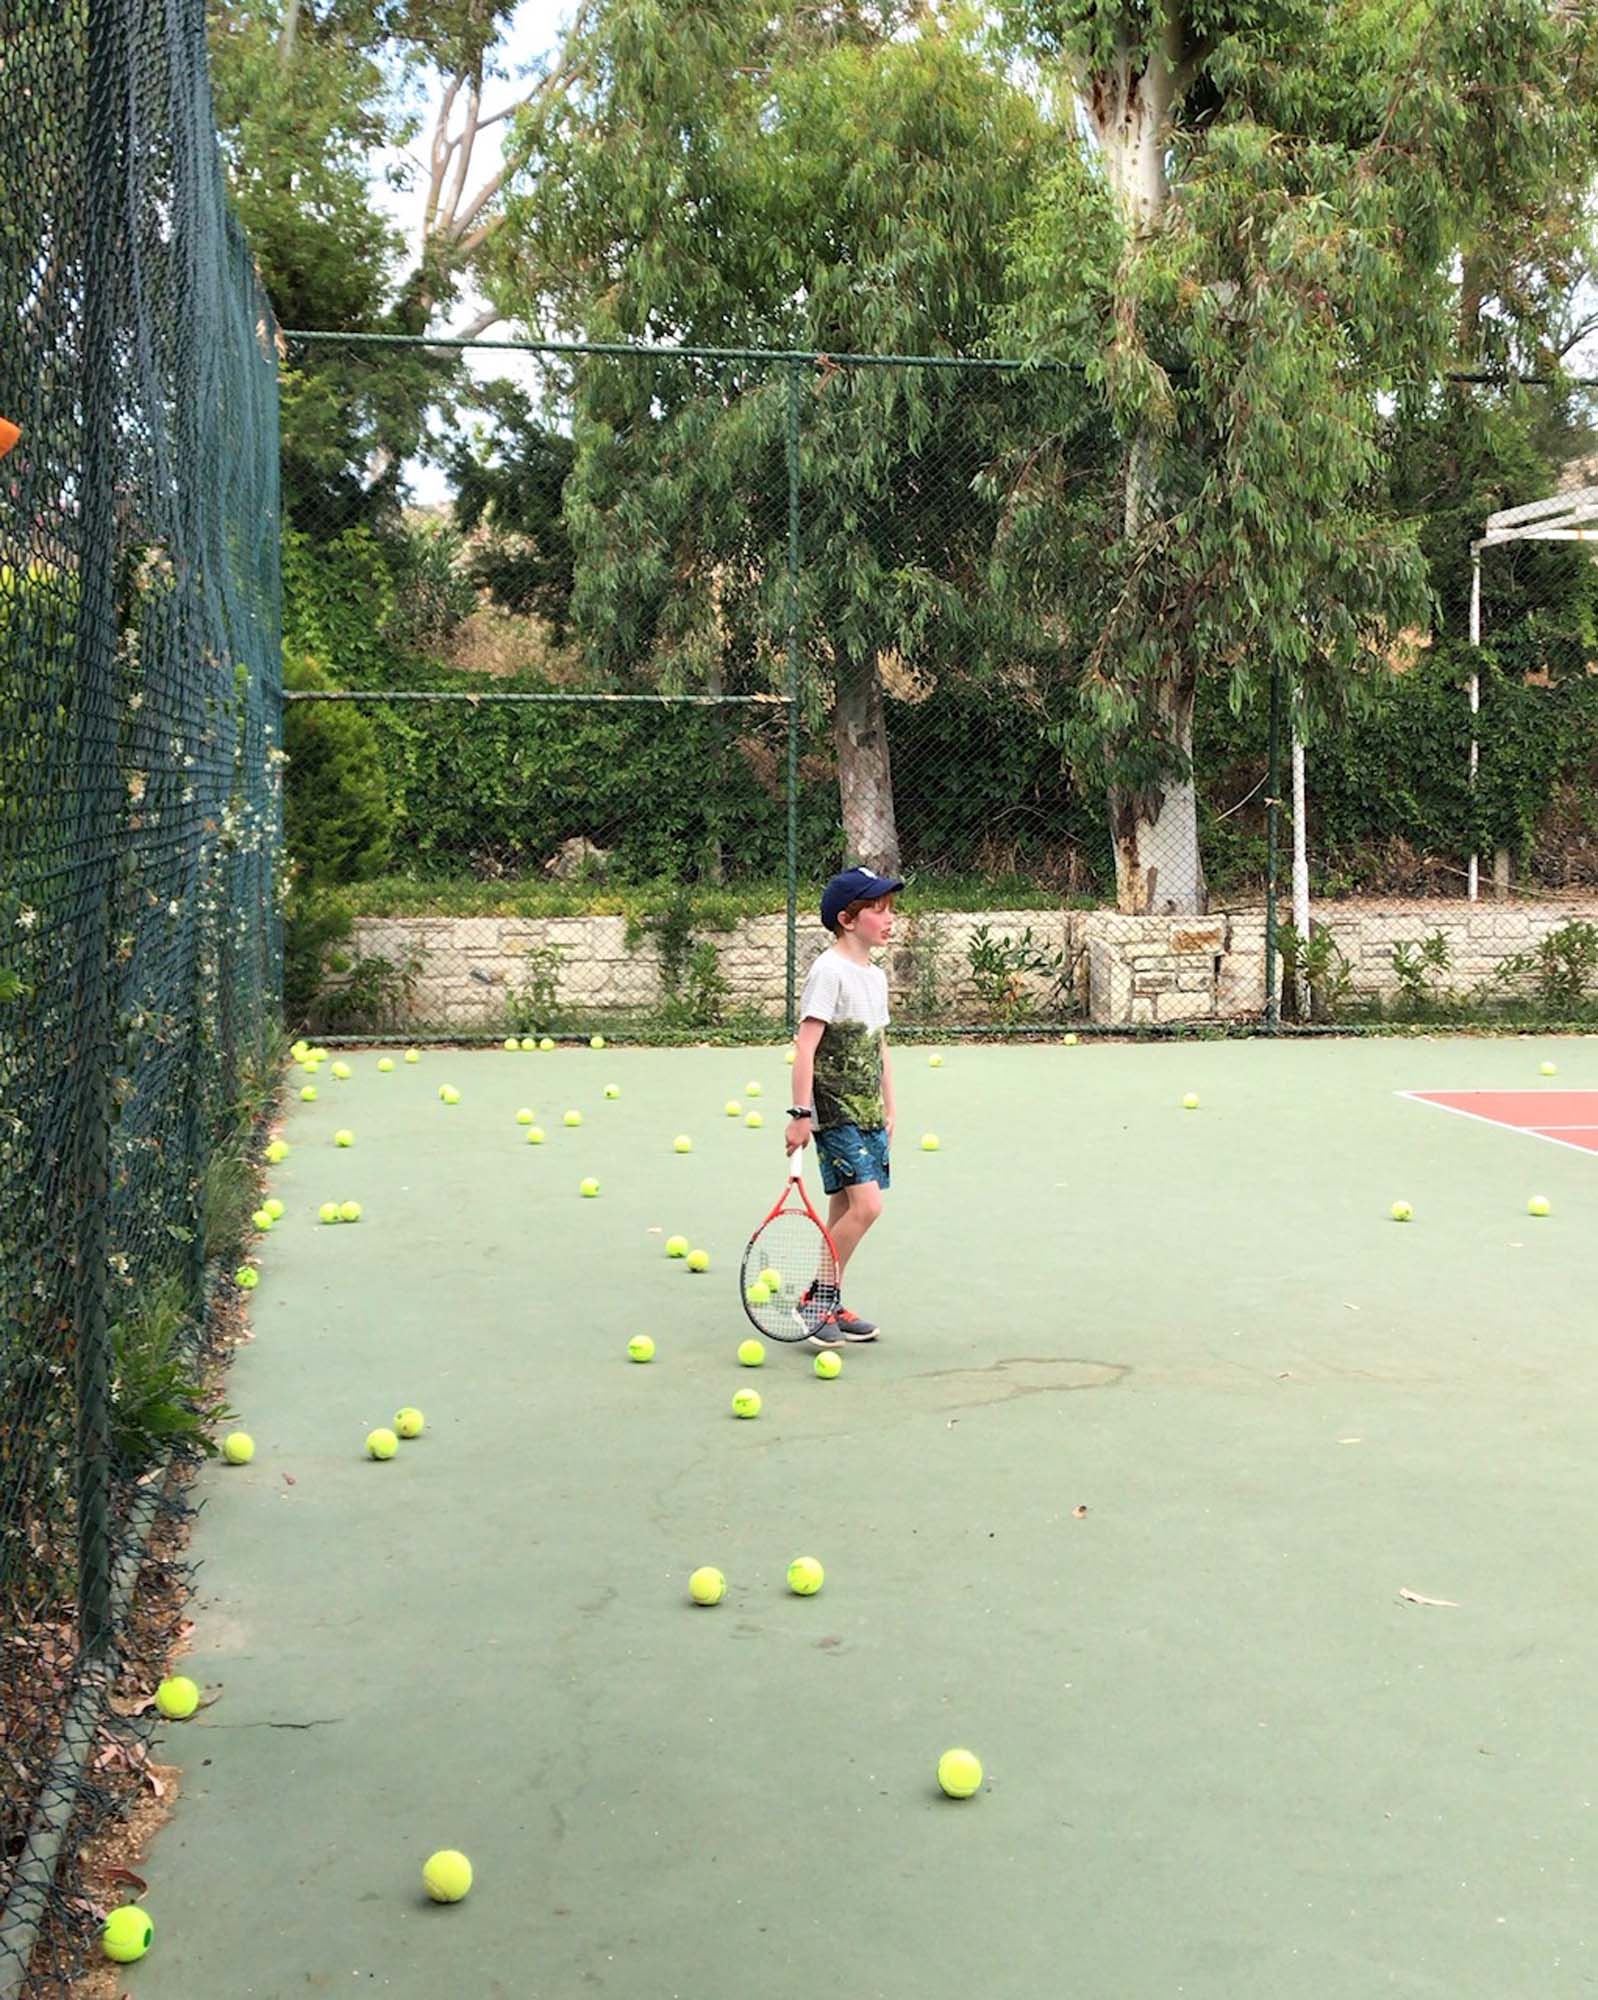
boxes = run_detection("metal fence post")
[784,359,802,1035]
[1264,664,1282,1030]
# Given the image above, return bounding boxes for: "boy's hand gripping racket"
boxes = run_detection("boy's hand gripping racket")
[739,1147,841,1343]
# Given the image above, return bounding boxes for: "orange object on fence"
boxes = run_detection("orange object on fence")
[0,416,18,460]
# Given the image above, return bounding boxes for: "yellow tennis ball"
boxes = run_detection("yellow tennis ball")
[746,1080,762,1096]
[516,1107,535,1124]
[673,1135,693,1153]
[234,1265,259,1290]
[689,1566,725,1605]
[920,1133,940,1151]
[737,1336,766,1365]
[222,1431,255,1464]
[338,1200,362,1223]
[155,1674,200,1719]
[1181,1093,1200,1110]
[251,1207,274,1231]
[590,1034,606,1049]
[300,1085,317,1101]
[745,1110,764,1129]
[423,1849,473,1903]
[539,1037,555,1051]
[563,1109,582,1127]
[504,1036,520,1052]
[744,1282,771,1307]
[686,1248,711,1273]
[732,1388,761,1419]
[787,1556,824,1596]
[1390,1200,1413,1222]
[628,1334,655,1362]
[758,1266,781,1293]
[1063,1032,1080,1045]
[439,1084,460,1104]
[290,1040,310,1060]
[377,1056,394,1071]
[394,1407,425,1438]
[526,1126,545,1145]
[366,1428,398,1460]
[604,1083,621,1099]
[1540,1060,1557,1076]
[318,1202,339,1224]
[937,1747,983,1798]
[814,1351,841,1379]
[263,1197,285,1220]
[1528,1195,1551,1217]
[265,1139,289,1163]
[311,1049,330,1065]
[928,1052,943,1067]
[405,1048,420,1063]
[785,1047,796,1065]
[520,1036,538,1051]
[579,1177,600,1197]
[103,1906,153,1963]
[331,1060,351,1079]
[334,1129,354,1147]
[724,1100,742,1117]
[665,1235,689,1258]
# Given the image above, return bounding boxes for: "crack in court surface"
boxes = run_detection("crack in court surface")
[907,1355,1128,1410]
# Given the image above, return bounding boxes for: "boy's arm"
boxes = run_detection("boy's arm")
[786,1017,826,1151]
[881,1036,895,1140]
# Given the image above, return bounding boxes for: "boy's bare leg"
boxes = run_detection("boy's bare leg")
[827,1185,881,1283]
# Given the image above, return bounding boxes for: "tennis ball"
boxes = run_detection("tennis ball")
[263,1197,285,1220]
[334,1129,354,1148]
[732,1388,762,1419]
[338,1200,362,1223]
[563,1109,582,1127]
[234,1264,258,1289]
[265,1139,289,1163]
[738,1336,766,1365]
[814,1351,842,1379]
[785,1047,796,1065]
[251,1207,273,1231]
[787,1556,824,1596]
[628,1334,655,1362]
[331,1060,351,1080]
[155,1675,200,1720]
[928,1053,943,1067]
[318,1202,339,1224]
[439,1084,460,1104]
[1528,1195,1552,1217]
[539,1037,555,1051]
[920,1133,940,1152]
[745,1110,764,1129]
[937,1747,983,1799]
[300,1085,317,1102]
[686,1248,711,1273]
[1540,1060,1557,1076]
[311,1049,330,1065]
[689,1566,725,1605]
[394,1407,425,1438]
[1063,1032,1080,1046]
[102,1906,153,1963]
[405,1048,420,1063]
[725,1100,742,1117]
[515,1107,535,1124]
[666,1235,690,1258]
[521,1036,538,1051]
[1390,1200,1413,1222]
[504,1036,520,1052]
[223,1431,255,1464]
[746,1080,763,1096]
[604,1083,621,1099]
[366,1428,398,1460]
[527,1126,545,1145]
[674,1135,693,1153]
[758,1267,782,1294]
[744,1282,771,1308]
[580,1177,600,1197]
[1181,1093,1200,1110]
[377,1056,394,1072]
[290,1040,310,1060]
[422,1849,473,1903]
[590,1034,606,1049]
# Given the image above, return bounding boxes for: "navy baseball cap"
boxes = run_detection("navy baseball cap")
[820,867,904,933]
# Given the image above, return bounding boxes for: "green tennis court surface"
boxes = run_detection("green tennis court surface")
[137,1036,1598,1997]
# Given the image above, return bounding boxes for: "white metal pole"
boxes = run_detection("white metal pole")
[1468,549,1482,903]
[1291,720,1309,1016]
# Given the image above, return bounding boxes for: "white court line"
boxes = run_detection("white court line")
[1396,1089,1598,1158]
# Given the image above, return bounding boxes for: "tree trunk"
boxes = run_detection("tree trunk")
[833,651,900,873]
[1107,668,1204,912]
[1082,14,1208,915]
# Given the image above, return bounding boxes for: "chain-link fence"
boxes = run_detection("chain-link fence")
[0,0,282,1983]
[278,334,1598,1040]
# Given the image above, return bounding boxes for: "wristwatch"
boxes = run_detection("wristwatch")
[787,1106,814,1120]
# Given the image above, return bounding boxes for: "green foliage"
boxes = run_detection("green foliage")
[1390,933,1453,1016]
[281,650,394,887]
[965,922,1075,1023]
[282,885,354,1029]
[110,1277,234,1474]
[506,943,568,1035]
[1273,921,1355,1024]
[201,1147,257,1265]
[624,891,736,1027]
[449,379,578,637]
[313,946,424,1036]
[1494,921,1598,1017]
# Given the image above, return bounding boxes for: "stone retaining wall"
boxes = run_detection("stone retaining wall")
[342,898,1598,1028]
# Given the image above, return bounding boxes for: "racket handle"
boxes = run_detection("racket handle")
[787,1146,805,1180]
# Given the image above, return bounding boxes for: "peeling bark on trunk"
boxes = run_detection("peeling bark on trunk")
[1107,669,1205,913]
[833,651,900,874]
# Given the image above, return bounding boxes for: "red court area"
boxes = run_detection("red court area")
[1405,1088,1598,1155]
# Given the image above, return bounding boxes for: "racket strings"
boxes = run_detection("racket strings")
[742,1207,838,1340]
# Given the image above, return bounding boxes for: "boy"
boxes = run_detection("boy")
[785,867,902,1345]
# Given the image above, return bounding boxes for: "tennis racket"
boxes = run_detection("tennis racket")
[739,1147,841,1344]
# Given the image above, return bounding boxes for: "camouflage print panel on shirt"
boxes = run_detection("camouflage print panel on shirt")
[813,1016,886,1132]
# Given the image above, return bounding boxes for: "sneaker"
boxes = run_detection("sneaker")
[835,1307,879,1342]
[800,1284,845,1347]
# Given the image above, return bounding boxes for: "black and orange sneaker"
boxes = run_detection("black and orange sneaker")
[834,1307,878,1342]
[800,1283,846,1347]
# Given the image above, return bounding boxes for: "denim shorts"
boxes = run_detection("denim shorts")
[814,1122,891,1196]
